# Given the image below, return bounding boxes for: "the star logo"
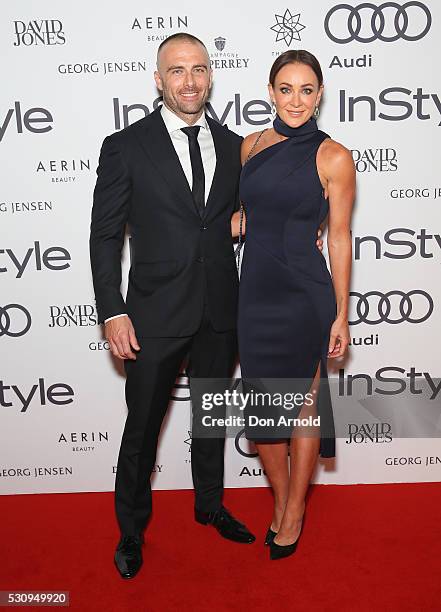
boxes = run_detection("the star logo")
[271,9,306,46]
[184,430,192,451]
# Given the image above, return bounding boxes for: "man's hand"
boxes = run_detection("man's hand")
[105,316,140,360]
[316,227,324,252]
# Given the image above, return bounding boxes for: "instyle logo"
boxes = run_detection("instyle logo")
[0,102,54,142]
[346,422,392,444]
[113,96,272,130]
[0,378,74,412]
[271,9,305,46]
[351,147,397,172]
[0,305,32,338]
[353,228,441,260]
[49,305,97,328]
[13,19,66,46]
[339,88,441,126]
[0,242,71,278]
[349,290,433,325]
[324,2,432,43]
[338,367,440,400]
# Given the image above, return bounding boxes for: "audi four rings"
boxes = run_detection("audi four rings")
[0,304,32,337]
[349,291,433,325]
[324,2,432,43]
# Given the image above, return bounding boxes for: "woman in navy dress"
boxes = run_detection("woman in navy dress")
[236,50,355,559]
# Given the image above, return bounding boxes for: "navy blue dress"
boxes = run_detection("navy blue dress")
[238,118,336,457]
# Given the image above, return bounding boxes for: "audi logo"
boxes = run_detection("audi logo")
[349,290,433,325]
[0,304,32,337]
[234,429,258,458]
[324,2,432,43]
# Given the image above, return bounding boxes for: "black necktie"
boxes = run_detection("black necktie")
[181,126,205,217]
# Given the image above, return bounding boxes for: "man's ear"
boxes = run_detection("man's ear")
[154,70,163,91]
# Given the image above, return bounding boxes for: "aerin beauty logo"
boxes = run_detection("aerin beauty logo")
[131,15,189,43]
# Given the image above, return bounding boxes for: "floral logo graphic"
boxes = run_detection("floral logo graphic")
[271,9,306,46]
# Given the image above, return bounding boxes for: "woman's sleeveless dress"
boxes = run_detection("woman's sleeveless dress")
[238,118,336,457]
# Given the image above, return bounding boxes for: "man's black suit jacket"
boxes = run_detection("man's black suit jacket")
[90,107,243,338]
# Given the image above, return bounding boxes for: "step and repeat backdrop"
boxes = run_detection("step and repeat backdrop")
[1,1,440,495]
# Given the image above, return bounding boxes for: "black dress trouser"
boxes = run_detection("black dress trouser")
[115,306,237,536]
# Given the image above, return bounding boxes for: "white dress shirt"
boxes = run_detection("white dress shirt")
[160,103,216,200]
[105,104,216,323]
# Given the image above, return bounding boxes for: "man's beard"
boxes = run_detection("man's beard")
[164,90,208,116]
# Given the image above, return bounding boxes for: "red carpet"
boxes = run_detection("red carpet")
[1,484,440,611]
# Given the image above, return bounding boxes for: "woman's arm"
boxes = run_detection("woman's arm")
[320,140,356,358]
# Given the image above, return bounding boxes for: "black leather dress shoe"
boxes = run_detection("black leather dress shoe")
[114,534,143,579]
[195,506,256,543]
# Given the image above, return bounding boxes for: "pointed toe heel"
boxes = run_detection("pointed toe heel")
[264,527,277,546]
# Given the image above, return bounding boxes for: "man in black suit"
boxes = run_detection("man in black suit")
[90,33,254,579]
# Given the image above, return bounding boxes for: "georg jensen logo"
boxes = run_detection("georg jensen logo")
[325,2,432,44]
[271,9,306,46]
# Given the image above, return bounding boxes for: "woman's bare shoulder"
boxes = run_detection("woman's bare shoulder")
[241,130,264,162]
[318,138,355,174]
[319,137,351,159]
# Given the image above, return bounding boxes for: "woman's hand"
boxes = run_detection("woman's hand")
[328,316,350,358]
[231,209,246,238]
[316,227,324,252]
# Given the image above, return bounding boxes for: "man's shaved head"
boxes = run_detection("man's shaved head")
[157,33,209,69]
[154,33,212,124]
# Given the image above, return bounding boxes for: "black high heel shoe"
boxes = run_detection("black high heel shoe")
[264,527,277,546]
[269,523,303,560]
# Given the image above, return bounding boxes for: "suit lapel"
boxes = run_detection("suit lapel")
[204,116,232,220]
[134,108,200,218]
